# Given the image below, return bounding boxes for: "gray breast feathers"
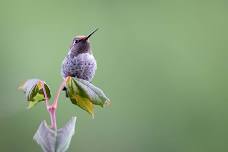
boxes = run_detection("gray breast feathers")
[61,53,97,82]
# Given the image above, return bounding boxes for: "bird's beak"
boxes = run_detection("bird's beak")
[85,28,99,40]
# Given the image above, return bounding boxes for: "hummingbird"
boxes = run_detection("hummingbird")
[61,29,98,82]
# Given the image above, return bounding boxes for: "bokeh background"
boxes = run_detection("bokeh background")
[0,0,228,151]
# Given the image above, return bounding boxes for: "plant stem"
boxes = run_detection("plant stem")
[52,79,67,109]
[48,106,57,129]
[41,79,67,129]
[41,81,50,110]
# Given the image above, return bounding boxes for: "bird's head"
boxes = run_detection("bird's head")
[70,28,98,56]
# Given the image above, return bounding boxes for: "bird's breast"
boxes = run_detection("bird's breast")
[61,53,97,82]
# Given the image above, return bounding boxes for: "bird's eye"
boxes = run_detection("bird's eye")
[74,40,79,44]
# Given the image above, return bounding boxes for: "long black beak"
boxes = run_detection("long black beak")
[85,28,99,40]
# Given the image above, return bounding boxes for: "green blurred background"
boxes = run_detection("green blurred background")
[0,0,228,151]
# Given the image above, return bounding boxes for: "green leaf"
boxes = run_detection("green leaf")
[33,117,76,152]
[65,77,111,117]
[76,78,111,107]
[18,79,51,108]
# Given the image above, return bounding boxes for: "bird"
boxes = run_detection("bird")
[61,29,98,82]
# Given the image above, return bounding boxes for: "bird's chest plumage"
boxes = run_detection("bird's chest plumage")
[61,53,97,82]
